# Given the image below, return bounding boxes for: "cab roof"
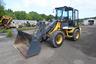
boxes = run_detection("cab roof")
[55,6,78,11]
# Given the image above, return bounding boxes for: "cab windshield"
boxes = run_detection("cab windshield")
[56,9,62,19]
[56,9,68,20]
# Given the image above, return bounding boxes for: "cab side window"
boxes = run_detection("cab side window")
[69,11,73,20]
[75,11,78,20]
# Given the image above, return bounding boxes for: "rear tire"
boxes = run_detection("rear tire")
[72,29,80,41]
[49,31,65,48]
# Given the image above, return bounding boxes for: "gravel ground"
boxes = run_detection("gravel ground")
[0,25,96,64]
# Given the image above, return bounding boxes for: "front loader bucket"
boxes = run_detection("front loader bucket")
[14,30,41,58]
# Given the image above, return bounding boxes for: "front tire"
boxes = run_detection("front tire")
[49,31,65,48]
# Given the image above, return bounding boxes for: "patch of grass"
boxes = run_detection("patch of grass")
[0,29,6,33]
[6,29,13,37]
[0,27,35,37]
[0,29,13,37]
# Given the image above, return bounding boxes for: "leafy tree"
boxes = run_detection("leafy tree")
[28,11,43,20]
[0,0,5,16]
[40,14,47,20]
[40,14,54,21]
[26,14,32,20]
[14,11,27,20]
[5,9,15,18]
[46,15,54,21]
[37,15,43,21]
[0,5,5,16]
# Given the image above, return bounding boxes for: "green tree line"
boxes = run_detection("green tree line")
[0,0,54,21]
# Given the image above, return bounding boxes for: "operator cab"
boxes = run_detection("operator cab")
[55,6,79,29]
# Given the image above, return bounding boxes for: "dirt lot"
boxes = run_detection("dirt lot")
[0,25,96,64]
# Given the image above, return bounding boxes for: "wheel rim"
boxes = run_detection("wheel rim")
[56,34,63,45]
[76,32,80,39]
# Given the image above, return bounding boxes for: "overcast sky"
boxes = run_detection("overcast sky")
[3,0,96,18]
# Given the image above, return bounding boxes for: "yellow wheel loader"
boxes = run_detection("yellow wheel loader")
[12,6,80,58]
[0,16,12,28]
